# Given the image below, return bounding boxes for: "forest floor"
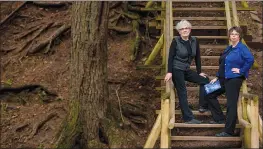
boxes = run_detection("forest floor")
[0,1,262,148]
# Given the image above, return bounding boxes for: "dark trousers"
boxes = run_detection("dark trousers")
[205,77,244,135]
[172,68,209,121]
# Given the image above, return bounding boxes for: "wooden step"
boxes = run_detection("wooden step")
[175,98,226,103]
[156,110,227,115]
[155,36,228,39]
[171,136,242,141]
[191,66,219,70]
[200,45,226,49]
[173,123,242,128]
[134,7,255,12]
[171,7,254,11]
[156,86,199,91]
[201,56,220,59]
[155,75,216,80]
[185,36,228,39]
[136,65,219,70]
[156,25,227,30]
[172,0,223,2]
[156,86,250,92]
[156,98,227,104]
[156,17,226,21]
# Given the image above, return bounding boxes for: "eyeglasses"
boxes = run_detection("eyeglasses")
[230,33,240,36]
[179,27,190,31]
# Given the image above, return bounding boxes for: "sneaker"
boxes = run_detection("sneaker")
[185,119,202,124]
[199,106,209,113]
[209,120,224,124]
[215,132,233,137]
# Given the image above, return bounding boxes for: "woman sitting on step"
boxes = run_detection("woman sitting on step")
[205,26,254,137]
[164,19,210,124]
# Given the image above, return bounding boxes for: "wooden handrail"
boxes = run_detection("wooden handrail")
[144,113,161,148]
[169,83,176,129]
[224,1,232,30]
[238,98,252,128]
[241,92,258,99]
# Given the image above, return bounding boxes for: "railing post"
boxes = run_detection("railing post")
[144,113,162,148]
[231,0,239,26]
[241,81,251,148]
[241,1,249,8]
[250,96,259,148]
[161,99,170,148]
[161,1,166,67]
[224,1,232,30]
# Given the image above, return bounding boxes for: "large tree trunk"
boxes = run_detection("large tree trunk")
[56,2,109,148]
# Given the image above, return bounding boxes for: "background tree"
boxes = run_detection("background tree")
[56,2,109,148]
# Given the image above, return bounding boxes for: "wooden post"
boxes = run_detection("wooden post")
[144,34,164,65]
[161,99,169,148]
[250,96,259,148]
[241,81,251,148]
[242,98,251,148]
[145,1,154,8]
[144,113,162,148]
[161,1,173,148]
[161,1,166,68]
[241,1,249,8]
[237,97,251,128]
[169,83,175,129]
[224,1,232,30]
[231,0,239,26]
[259,115,262,142]
[168,85,175,128]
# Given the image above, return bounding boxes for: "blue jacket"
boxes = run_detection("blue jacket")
[216,41,254,79]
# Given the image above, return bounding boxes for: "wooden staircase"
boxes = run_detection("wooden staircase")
[142,1,261,149]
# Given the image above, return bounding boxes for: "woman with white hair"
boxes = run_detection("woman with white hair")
[164,20,209,124]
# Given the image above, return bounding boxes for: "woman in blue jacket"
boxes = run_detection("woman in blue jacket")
[206,26,254,137]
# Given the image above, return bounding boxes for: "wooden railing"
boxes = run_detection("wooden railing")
[228,1,262,148]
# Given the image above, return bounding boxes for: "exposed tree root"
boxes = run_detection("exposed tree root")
[115,85,125,123]
[28,24,70,54]
[110,2,122,9]
[16,14,42,21]
[13,22,54,55]
[0,47,16,53]
[114,10,140,20]
[108,25,133,34]
[29,112,57,138]
[15,26,41,40]
[130,20,141,61]
[0,2,27,27]
[15,123,29,132]
[122,102,147,125]
[32,2,68,7]
[109,14,121,26]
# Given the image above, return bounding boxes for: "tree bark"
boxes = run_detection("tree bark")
[56,2,109,148]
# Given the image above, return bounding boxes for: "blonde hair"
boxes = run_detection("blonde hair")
[176,19,192,31]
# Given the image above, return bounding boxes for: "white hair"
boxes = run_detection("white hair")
[175,19,192,31]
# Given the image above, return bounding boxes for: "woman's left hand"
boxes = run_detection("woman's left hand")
[231,68,240,73]
[199,72,207,78]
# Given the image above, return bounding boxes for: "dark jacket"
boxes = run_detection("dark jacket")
[216,41,254,79]
[168,36,201,73]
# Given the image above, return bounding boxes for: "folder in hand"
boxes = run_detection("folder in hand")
[204,80,221,94]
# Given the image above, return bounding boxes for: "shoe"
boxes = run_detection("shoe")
[215,132,233,137]
[209,120,224,124]
[199,106,209,113]
[185,119,202,124]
